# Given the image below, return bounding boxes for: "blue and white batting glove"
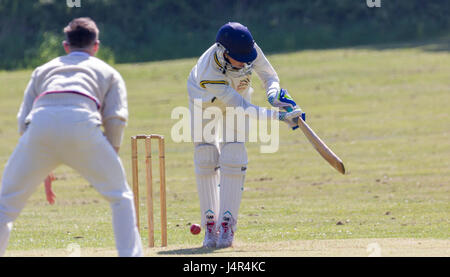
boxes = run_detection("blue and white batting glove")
[283,106,306,130]
[268,88,298,111]
[270,89,305,130]
[279,108,304,130]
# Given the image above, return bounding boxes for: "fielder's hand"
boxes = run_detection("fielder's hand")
[44,173,56,205]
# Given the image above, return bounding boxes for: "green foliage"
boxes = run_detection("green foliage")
[96,45,115,65]
[24,32,65,68]
[0,0,449,69]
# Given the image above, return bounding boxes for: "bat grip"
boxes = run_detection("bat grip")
[285,107,305,130]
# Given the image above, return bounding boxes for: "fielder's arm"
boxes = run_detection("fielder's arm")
[101,71,128,150]
[17,70,39,135]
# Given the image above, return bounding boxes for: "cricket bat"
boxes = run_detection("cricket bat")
[294,117,346,174]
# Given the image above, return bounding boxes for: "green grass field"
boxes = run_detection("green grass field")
[0,39,449,256]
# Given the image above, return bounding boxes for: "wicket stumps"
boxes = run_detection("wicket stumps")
[131,134,167,247]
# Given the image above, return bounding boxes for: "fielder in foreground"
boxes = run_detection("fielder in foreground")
[187,22,303,248]
[0,17,143,257]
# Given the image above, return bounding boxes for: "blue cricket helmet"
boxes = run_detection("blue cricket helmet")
[216,22,257,63]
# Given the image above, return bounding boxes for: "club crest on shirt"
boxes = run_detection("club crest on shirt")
[237,77,250,91]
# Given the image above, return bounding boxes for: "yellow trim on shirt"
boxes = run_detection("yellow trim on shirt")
[199,80,228,89]
[214,52,223,69]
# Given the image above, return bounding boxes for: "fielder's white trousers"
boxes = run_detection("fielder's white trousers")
[0,106,142,257]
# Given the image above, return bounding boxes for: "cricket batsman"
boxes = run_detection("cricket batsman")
[188,22,303,248]
[0,18,143,257]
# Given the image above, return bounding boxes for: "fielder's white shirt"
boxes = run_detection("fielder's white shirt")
[17,51,128,147]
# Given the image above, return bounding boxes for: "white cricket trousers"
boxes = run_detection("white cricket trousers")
[0,106,142,257]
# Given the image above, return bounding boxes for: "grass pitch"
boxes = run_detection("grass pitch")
[0,38,449,256]
[5,239,450,257]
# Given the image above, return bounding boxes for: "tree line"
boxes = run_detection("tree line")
[0,0,448,70]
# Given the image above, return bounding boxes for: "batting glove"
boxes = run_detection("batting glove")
[268,88,298,111]
[279,108,304,130]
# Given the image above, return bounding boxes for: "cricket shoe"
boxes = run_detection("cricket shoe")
[202,221,218,248]
[216,222,234,248]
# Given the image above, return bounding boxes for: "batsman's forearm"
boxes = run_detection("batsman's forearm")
[253,43,280,97]
[217,86,279,120]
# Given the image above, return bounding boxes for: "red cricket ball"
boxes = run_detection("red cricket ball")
[190,224,201,235]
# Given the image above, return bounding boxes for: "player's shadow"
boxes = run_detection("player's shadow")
[157,247,218,255]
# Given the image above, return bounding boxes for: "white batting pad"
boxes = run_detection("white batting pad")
[218,142,248,231]
[194,143,220,227]
[0,222,12,257]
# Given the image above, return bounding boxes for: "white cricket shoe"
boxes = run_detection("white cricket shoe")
[202,221,218,248]
[216,222,234,248]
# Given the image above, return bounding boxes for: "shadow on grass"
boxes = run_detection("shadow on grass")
[157,247,219,255]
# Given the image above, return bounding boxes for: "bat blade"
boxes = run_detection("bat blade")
[295,118,345,174]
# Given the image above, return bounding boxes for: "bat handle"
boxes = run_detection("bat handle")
[285,107,305,130]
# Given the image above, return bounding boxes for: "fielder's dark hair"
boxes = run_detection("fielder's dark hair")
[64,17,99,48]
